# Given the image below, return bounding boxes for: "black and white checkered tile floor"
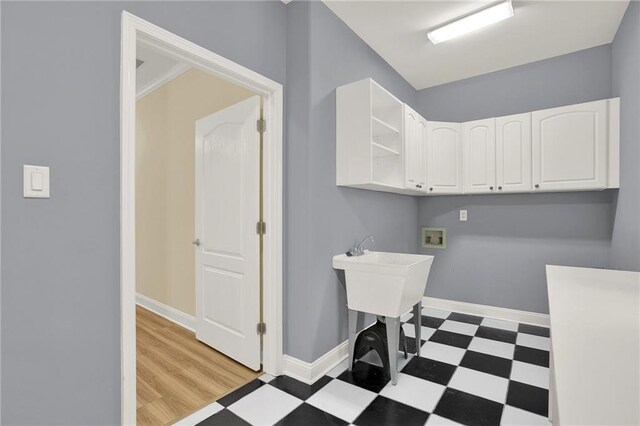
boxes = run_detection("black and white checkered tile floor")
[182,308,551,426]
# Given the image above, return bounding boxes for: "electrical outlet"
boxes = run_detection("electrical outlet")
[459,210,468,221]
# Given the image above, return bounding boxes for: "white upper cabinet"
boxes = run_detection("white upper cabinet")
[336,78,404,192]
[496,113,532,193]
[532,100,608,191]
[463,118,496,194]
[426,122,462,194]
[404,104,428,192]
[336,78,620,197]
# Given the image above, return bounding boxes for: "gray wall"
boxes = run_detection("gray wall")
[285,1,418,362]
[610,2,640,271]
[1,2,286,424]
[416,45,616,314]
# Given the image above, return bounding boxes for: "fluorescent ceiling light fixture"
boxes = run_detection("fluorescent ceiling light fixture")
[427,0,515,45]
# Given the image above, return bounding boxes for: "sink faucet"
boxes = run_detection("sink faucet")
[348,235,374,256]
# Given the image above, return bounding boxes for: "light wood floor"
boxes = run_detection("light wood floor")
[137,306,261,426]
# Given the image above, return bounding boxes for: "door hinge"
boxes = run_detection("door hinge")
[257,118,266,133]
[256,221,266,235]
[256,322,267,335]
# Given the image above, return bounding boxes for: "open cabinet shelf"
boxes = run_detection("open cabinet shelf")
[337,78,404,190]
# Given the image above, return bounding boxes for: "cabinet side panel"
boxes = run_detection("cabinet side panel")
[608,98,620,188]
[336,80,372,186]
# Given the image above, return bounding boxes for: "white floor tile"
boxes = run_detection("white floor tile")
[439,320,479,336]
[448,367,509,403]
[306,378,377,423]
[468,337,515,359]
[510,361,549,389]
[173,401,223,425]
[420,341,466,365]
[501,405,551,425]
[516,333,550,351]
[481,317,519,332]
[403,323,436,341]
[326,359,349,378]
[228,384,302,425]
[401,311,414,322]
[426,414,464,425]
[423,307,451,319]
[258,373,275,383]
[379,373,446,413]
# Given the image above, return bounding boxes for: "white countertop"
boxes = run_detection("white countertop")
[546,265,640,425]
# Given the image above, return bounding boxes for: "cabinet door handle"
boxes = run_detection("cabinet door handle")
[490,186,494,190]
[534,184,540,189]
[498,186,502,190]
[429,187,433,191]
[416,184,422,189]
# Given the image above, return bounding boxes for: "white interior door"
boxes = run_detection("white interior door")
[195,95,261,370]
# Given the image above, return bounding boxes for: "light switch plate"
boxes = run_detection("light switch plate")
[459,210,468,221]
[23,165,50,198]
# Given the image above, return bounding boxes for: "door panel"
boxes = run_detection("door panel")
[496,113,531,193]
[426,122,462,194]
[404,105,427,191]
[463,118,496,194]
[195,95,261,370]
[532,100,607,191]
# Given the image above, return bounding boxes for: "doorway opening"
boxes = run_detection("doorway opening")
[121,12,283,425]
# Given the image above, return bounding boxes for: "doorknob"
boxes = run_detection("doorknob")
[193,239,200,246]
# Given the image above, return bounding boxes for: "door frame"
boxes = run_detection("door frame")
[120,11,283,425]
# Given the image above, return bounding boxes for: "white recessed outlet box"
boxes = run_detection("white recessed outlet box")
[460,210,468,221]
[422,228,446,249]
[23,165,50,198]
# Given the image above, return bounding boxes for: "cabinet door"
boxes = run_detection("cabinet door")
[496,113,531,193]
[404,105,427,191]
[532,100,607,191]
[417,116,428,190]
[463,118,496,194]
[426,122,462,194]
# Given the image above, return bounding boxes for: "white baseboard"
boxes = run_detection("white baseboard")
[282,340,348,385]
[136,293,196,331]
[423,296,550,327]
[281,297,549,385]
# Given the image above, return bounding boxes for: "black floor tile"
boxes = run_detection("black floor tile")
[434,388,504,426]
[475,326,517,344]
[514,345,550,368]
[275,402,347,426]
[401,356,456,386]
[506,380,549,417]
[338,360,390,393]
[460,350,512,379]
[448,312,483,325]
[518,324,550,337]
[216,379,265,407]
[405,336,425,355]
[408,315,445,329]
[270,375,332,400]
[354,395,430,426]
[429,329,473,349]
[198,409,251,426]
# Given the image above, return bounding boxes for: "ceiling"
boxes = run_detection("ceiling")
[322,0,629,90]
[136,43,183,95]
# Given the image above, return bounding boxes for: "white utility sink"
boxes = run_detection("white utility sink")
[333,251,434,318]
